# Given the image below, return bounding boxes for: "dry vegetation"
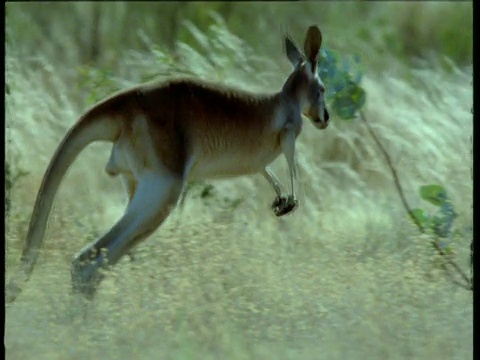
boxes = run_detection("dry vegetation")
[5,2,472,359]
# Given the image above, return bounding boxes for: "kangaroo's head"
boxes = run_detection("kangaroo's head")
[283,25,329,130]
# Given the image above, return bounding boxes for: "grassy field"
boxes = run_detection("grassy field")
[5,2,472,359]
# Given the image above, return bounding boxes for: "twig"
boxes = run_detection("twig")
[359,110,472,291]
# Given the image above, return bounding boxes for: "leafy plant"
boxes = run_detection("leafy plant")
[412,185,458,240]
[319,49,365,121]
[317,46,471,290]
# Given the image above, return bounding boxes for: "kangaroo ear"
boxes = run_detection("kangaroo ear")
[285,35,304,67]
[304,25,322,69]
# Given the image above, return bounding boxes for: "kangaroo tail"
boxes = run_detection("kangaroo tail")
[6,103,124,303]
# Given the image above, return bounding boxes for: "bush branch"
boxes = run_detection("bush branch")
[359,110,472,291]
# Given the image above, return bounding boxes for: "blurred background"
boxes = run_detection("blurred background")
[6,1,473,69]
[6,1,472,98]
[5,2,472,359]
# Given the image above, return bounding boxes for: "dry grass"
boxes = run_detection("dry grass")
[5,5,472,360]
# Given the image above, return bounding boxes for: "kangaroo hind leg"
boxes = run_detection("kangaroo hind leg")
[71,168,183,298]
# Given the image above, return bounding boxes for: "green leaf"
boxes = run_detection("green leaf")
[419,184,448,206]
[331,82,366,120]
[318,47,364,104]
[433,200,458,238]
[411,208,429,228]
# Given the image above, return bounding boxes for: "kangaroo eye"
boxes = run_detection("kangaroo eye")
[316,87,325,98]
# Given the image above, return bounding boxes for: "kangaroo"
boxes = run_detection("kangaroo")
[6,25,329,302]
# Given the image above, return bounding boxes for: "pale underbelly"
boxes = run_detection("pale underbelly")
[188,149,282,180]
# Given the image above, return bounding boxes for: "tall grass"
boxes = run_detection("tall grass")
[5,3,472,359]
